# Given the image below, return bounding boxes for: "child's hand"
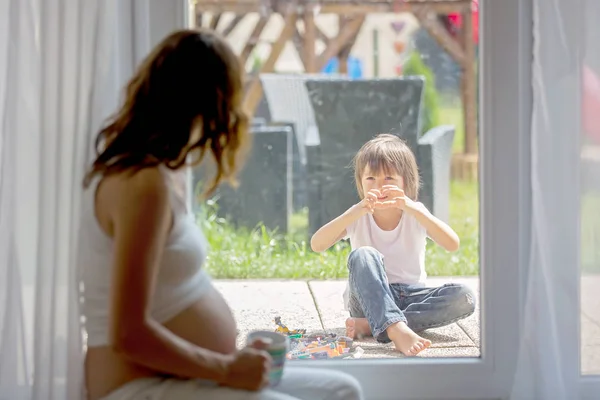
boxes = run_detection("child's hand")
[354,189,379,215]
[379,185,412,210]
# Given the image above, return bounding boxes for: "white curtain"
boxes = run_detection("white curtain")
[3,0,596,399]
[0,1,158,399]
[511,0,598,397]
[0,3,32,398]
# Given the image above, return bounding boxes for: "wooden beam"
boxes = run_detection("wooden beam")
[256,15,297,76]
[194,1,274,14]
[293,27,307,69]
[304,10,318,73]
[244,13,298,116]
[220,15,245,37]
[319,1,468,14]
[209,13,222,30]
[316,15,365,71]
[337,16,349,74]
[316,26,330,46]
[460,7,477,155]
[240,16,269,66]
[338,16,362,74]
[414,8,466,67]
[194,1,470,15]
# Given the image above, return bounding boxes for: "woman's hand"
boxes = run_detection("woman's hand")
[221,345,271,391]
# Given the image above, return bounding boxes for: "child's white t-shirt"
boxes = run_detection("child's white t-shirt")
[342,206,428,309]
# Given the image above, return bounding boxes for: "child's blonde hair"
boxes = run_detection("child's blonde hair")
[353,133,420,200]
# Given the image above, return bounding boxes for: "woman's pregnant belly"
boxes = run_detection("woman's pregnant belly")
[85,285,238,400]
[162,284,238,354]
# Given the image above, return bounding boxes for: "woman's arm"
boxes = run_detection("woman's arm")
[106,168,232,382]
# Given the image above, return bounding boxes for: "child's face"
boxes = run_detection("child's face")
[361,166,404,198]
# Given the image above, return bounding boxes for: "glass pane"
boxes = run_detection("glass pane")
[192,1,481,361]
[581,0,600,376]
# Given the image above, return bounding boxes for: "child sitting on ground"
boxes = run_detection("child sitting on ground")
[310,134,476,356]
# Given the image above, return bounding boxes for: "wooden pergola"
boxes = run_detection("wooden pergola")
[193,0,478,175]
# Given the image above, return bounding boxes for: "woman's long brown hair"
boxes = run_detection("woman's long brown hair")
[83,29,249,196]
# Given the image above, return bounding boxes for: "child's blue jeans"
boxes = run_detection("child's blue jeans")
[347,246,476,343]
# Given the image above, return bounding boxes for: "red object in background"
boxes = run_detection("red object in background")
[447,0,479,44]
[582,65,600,144]
[393,40,406,54]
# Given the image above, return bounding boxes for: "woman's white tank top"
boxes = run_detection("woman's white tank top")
[77,166,212,347]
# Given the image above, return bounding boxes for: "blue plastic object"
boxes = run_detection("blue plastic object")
[322,56,363,79]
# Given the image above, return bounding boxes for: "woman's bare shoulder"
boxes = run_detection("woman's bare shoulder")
[100,167,167,200]
[95,167,169,232]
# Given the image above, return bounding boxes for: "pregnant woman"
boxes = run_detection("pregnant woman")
[78,28,363,400]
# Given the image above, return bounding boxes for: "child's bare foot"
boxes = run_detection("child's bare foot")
[345,317,372,339]
[345,318,356,339]
[387,321,431,356]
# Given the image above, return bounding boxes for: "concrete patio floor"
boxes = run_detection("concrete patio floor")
[215,275,600,373]
[216,277,481,360]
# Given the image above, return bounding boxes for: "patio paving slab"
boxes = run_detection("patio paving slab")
[308,280,477,349]
[213,280,322,348]
[582,274,600,326]
[582,314,600,347]
[215,276,597,371]
[582,313,600,375]
[428,277,481,347]
[337,338,481,359]
[582,344,600,375]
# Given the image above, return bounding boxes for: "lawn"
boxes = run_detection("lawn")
[438,104,469,154]
[199,180,480,279]
[582,192,600,274]
[199,103,479,279]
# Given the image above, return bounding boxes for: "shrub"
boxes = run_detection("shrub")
[403,50,441,134]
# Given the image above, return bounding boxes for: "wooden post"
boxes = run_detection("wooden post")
[304,8,318,73]
[338,16,349,74]
[461,6,477,155]
[451,5,479,181]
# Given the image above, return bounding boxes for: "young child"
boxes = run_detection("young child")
[310,134,476,356]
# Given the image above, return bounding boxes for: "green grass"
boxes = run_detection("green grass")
[581,192,600,274]
[197,203,350,280]
[438,105,466,154]
[200,180,480,280]
[424,180,479,276]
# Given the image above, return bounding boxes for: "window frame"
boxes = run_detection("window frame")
[307,0,533,397]
[178,0,600,398]
[183,0,529,398]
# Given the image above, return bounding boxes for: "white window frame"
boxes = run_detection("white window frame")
[579,0,600,396]
[174,0,600,398]
[319,0,532,397]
